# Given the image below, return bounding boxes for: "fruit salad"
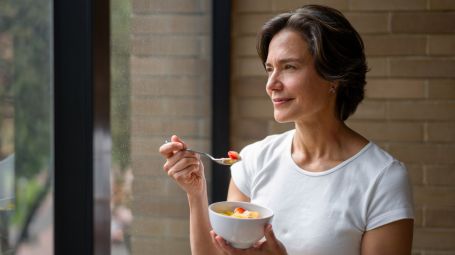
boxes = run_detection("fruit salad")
[218,207,259,219]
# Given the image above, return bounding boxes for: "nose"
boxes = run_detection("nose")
[266,70,283,93]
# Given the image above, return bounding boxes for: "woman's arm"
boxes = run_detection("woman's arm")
[227,178,250,202]
[361,219,414,255]
[187,190,222,255]
[159,135,222,255]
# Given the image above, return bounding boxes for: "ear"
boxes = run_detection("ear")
[329,80,339,94]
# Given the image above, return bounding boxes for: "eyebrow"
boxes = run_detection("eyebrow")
[265,57,305,66]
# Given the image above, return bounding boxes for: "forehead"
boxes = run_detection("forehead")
[266,29,310,62]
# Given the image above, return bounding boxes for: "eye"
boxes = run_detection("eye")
[265,66,273,74]
[284,64,295,70]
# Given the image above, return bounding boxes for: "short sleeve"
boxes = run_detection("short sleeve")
[230,142,260,198]
[366,160,415,230]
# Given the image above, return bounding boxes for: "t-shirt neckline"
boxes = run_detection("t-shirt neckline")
[286,129,372,177]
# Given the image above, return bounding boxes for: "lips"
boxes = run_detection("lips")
[272,97,293,105]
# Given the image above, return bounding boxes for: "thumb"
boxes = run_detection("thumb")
[171,135,187,150]
[264,224,278,246]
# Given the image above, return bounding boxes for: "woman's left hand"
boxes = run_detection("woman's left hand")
[210,224,287,255]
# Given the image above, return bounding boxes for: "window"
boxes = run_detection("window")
[0,1,53,254]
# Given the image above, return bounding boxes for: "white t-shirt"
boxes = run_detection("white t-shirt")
[231,129,414,255]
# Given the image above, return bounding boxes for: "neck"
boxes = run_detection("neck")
[292,118,350,160]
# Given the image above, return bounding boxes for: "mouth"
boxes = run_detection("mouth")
[272,98,293,106]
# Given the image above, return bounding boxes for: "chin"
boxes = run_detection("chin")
[273,113,293,123]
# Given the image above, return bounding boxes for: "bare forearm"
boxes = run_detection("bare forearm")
[187,191,222,255]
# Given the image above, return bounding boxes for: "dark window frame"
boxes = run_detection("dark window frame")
[54,0,110,254]
[54,0,232,253]
[211,0,232,203]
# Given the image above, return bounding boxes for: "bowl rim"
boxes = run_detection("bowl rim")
[209,200,274,220]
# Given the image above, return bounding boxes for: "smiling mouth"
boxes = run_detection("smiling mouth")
[272,98,293,105]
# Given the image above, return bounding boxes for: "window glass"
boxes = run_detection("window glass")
[0,0,53,254]
[111,0,132,254]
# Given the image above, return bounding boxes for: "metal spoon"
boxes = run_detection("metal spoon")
[165,140,239,166]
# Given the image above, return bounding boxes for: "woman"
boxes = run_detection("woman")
[159,5,414,255]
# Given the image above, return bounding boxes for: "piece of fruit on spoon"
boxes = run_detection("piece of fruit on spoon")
[222,151,241,165]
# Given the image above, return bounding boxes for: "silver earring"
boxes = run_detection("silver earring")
[329,86,336,94]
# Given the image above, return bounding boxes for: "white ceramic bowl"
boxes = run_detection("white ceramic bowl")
[208,201,274,249]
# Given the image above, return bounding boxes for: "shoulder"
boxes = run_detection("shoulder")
[240,129,293,159]
[346,142,411,192]
[357,143,406,176]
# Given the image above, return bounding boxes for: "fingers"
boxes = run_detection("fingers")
[171,135,187,149]
[264,224,279,249]
[210,231,237,254]
[165,150,199,169]
[210,230,222,250]
[164,151,200,174]
[158,135,186,158]
[159,141,183,158]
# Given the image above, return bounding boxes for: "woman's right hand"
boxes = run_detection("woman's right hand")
[159,135,206,196]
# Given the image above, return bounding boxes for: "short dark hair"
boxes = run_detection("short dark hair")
[257,5,368,121]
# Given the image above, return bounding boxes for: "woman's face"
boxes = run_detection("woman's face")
[265,29,336,123]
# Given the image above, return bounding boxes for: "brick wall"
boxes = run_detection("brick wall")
[231,0,455,254]
[130,0,212,254]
